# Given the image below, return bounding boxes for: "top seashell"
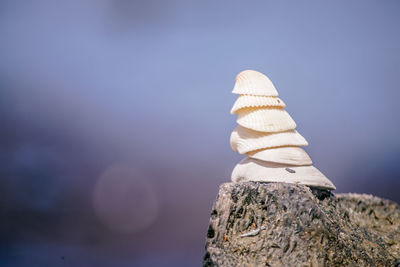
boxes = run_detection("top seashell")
[232,70,278,96]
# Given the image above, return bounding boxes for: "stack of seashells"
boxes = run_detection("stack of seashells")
[230,70,336,190]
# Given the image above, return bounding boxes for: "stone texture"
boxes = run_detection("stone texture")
[203,182,400,266]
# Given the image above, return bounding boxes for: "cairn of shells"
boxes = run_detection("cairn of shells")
[230,70,336,190]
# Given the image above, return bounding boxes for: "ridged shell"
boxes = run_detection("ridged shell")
[248,147,312,166]
[236,108,296,133]
[232,70,278,96]
[231,157,336,190]
[230,126,308,154]
[230,95,286,114]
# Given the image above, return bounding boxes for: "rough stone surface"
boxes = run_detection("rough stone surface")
[203,182,400,266]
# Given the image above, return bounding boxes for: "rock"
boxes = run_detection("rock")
[203,182,400,266]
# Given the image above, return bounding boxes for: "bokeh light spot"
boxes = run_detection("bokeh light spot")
[93,164,159,233]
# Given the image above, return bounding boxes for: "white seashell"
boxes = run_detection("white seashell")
[230,126,308,154]
[248,147,312,166]
[232,70,278,96]
[230,95,286,114]
[236,108,296,133]
[231,157,336,190]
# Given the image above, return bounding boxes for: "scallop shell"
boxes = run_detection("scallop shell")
[230,126,308,154]
[232,70,278,96]
[248,147,312,166]
[230,95,286,114]
[236,108,296,133]
[231,157,336,190]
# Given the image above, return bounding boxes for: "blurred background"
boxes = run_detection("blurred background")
[1,0,399,266]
